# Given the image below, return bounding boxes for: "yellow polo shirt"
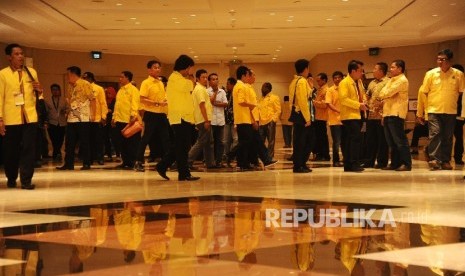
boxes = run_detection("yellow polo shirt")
[338,75,366,120]
[113,83,140,123]
[233,80,253,124]
[192,82,212,124]
[166,71,194,125]
[379,74,409,119]
[90,82,108,122]
[139,75,168,114]
[0,66,39,125]
[258,92,281,125]
[420,67,465,114]
[325,85,342,126]
[314,84,329,121]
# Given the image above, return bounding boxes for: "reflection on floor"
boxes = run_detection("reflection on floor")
[1,147,465,275]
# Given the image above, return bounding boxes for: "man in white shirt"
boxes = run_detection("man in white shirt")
[207,73,228,167]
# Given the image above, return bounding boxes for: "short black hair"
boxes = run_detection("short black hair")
[438,49,453,60]
[284,96,289,101]
[83,71,95,82]
[392,59,406,73]
[147,60,161,69]
[317,73,328,82]
[348,60,364,74]
[236,66,249,80]
[5,43,21,55]
[174,55,195,71]
[208,73,218,81]
[227,77,237,85]
[262,82,272,91]
[294,59,309,74]
[67,66,81,77]
[332,71,344,79]
[159,75,168,83]
[195,69,207,80]
[122,71,133,82]
[376,62,388,75]
[452,64,464,73]
[50,83,61,90]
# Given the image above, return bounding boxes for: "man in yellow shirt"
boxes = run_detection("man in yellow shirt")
[133,60,171,174]
[313,73,330,161]
[325,71,344,167]
[338,60,368,172]
[233,66,256,170]
[188,69,215,169]
[420,49,465,170]
[56,66,94,171]
[0,43,43,189]
[111,71,140,170]
[83,72,107,166]
[378,60,412,171]
[165,55,199,181]
[365,63,389,169]
[289,59,313,173]
[280,96,292,148]
[258,82,281,158]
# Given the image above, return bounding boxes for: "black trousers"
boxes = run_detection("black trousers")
[236,124,254,168]
[136,112,171,162]
[365,119,388,167]
[114,122,140,167]
[90,122,104,163]
[454,119,464,162]
[3,123,37,185]
[293,123,315,170]
[170,120,193,178]
[313,120,330,159]
[47,124,65,158]
[212,125,224,165]
[64,122,91,167]
[342,119,362,170]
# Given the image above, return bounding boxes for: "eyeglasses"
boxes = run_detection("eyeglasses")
[437,57,449,62]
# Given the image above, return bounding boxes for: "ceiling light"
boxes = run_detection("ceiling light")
[130,17,136,20]
[269,12,276,16]
[232,46,237,50]
[135,22,140,25]
[190,14,196,17]
[275,49,281,52]
[286,19,293,22]
[194,55,198,58]
[171,17,178,20]
[116,3,122,6]
[450,3,456,5]
[174,21,181,24]
[272,57,277,60]
[337,47,343,50]
[288,15,294,18]
[432,14,438,17]
[234,55,238,58]
[326,18,333,21]
[342,0,349,2]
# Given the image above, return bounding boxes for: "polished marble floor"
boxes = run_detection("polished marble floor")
[1,146,465,276]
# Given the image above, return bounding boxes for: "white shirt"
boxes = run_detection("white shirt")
[207,87,228,126]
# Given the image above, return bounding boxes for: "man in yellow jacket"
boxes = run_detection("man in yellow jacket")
[338,60,368,172]
[0,43,43,189]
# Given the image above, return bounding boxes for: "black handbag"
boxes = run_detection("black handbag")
[288,77,306,125]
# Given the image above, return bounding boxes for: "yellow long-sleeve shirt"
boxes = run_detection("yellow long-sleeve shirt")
[113,83,140,123]
[258,92,281,125]
[90,82,108,122]
[166,71,194,125]
[379,73,409,119]
[338,75,366,120]
[314,84,329,121]
[289,75,311,123]
[0,66,39,125]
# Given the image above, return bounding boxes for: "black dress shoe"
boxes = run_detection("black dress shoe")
[7,180,17,188]
[381,165,397,170]
[80,165,91,170]
[395,165,412,171]
[155,164,170,180]
[134,162,145,172]
[264,160,278,167]
[56,165,74,170]
[293,167,311,173]
[97,160,104,165]
[21,183,36,190]
[178,175,200,181]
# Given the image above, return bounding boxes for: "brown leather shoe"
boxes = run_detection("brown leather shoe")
[441,162,453,170]
[395,165,411,171]
[428,160,441,170]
